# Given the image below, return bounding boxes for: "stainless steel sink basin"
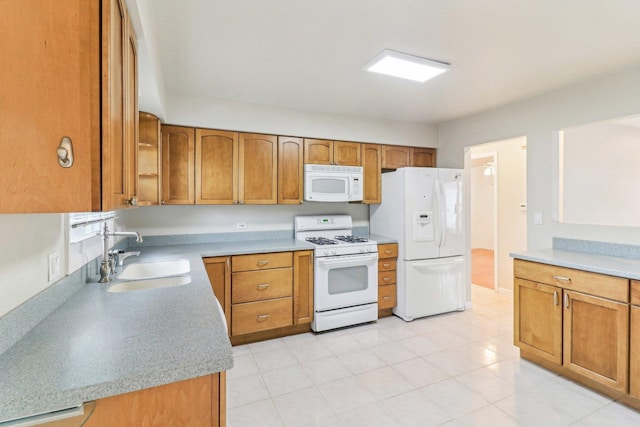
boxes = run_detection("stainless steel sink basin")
[107,275,191,293]
[118,259,190,280]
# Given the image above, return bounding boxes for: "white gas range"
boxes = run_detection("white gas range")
[294,215,378,332]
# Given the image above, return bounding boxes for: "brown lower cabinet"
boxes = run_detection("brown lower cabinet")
[81,373,225,427]
[204,250,314,345]
[377,243,398,317]
[514,259,631,400]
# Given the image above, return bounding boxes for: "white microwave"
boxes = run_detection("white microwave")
[304,164,363,202]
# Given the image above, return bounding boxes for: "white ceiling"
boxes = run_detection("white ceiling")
[143,0,640,124]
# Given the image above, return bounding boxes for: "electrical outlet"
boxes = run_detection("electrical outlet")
[48,250,62,282]
[236,222,248,230]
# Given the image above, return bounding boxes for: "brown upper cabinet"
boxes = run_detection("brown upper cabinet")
[162,125,195,205]
[278,137,304,204]
[138,112,162,205]
[382,145,437,169]
[196,129,238,204]
[362,144,382,204]
[0,0,138,213]
[382,145,411,169]
[410,147,437,167]
[304,139,361,166]
[239,133,278,204]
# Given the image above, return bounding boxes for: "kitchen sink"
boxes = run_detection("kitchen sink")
[107,275,191,293]
[117,259,190,280]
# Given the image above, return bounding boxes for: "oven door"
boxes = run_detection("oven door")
[304,173,350,202]
[314,253,378,311]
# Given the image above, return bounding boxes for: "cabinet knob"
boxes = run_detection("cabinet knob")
[384,250,393,255]
[57,136,74,168]
[161,200,166,205]
[127,197,138,207]
[383,296,391,301]
[257,283,270,290]
[257,260,270,266]
[383,277,390,282]
[257,314,270,322]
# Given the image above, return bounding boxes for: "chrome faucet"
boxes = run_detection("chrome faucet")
[98,223,143,283]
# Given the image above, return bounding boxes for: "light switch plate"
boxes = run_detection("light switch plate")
[534,212,543,225]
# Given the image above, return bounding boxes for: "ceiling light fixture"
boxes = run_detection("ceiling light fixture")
[364,49,450,83]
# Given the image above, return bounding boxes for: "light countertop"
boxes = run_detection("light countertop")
[0,238,318,423]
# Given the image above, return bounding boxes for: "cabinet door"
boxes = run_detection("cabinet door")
[382,145,411,169]
[294,251,314,325]
[278,136,304,204]
[514,279,562,365]
[124,14,138,207]
[239,133,278,204]
[334,141,361,166]
[84,374,221,427]
[304,139,333,164]
[362,144,382,204]
[196,129,238,204]
[563,290,629,392]
[203,256,232,333]
[102,0,129,211]
[410,147,436,167]
[0,1,101,212]
[162,125,194,204]
[631,306,640,398]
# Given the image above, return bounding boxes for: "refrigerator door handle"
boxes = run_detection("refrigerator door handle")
[435,179,446,247]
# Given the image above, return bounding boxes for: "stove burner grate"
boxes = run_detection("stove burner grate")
[334,235,369,243]
[305,237,339,245]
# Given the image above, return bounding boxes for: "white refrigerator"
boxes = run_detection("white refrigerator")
[370,167,466,321]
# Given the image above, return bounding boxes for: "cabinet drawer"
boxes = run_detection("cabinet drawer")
[514,259,629,302]
[378,244,398,259]
[378,259,396,272]
[232,297,293,335]
[232,268,293,303]
[232,252,292,272]
[379,270,396,286]
[378,285,397,309]
[632,280,640,306]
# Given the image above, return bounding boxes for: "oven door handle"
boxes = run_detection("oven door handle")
[316,253,378,266]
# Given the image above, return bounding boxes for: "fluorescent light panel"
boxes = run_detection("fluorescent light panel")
[364,49,450,83]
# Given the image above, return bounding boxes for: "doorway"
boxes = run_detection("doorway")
[470,153,497,290]
[465,137,527,296]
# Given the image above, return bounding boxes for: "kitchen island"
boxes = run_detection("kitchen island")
[511,238,640,411]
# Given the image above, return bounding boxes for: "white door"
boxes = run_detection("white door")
[403,168,439,260]
[404,256,465,319]
[438,169,465,257]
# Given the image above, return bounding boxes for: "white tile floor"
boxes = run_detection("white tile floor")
[227,286,640,426]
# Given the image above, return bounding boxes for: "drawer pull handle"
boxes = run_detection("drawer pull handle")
[384,250,393,255]
[257,260,270,266]
[553,275,572,283]
[383,277,391,282]
[383,296,391,301]
[257,283,270,290]
[257,314,270,322]
[564,293,570,309]
[553,291,558,306]
[383,263,391,268]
